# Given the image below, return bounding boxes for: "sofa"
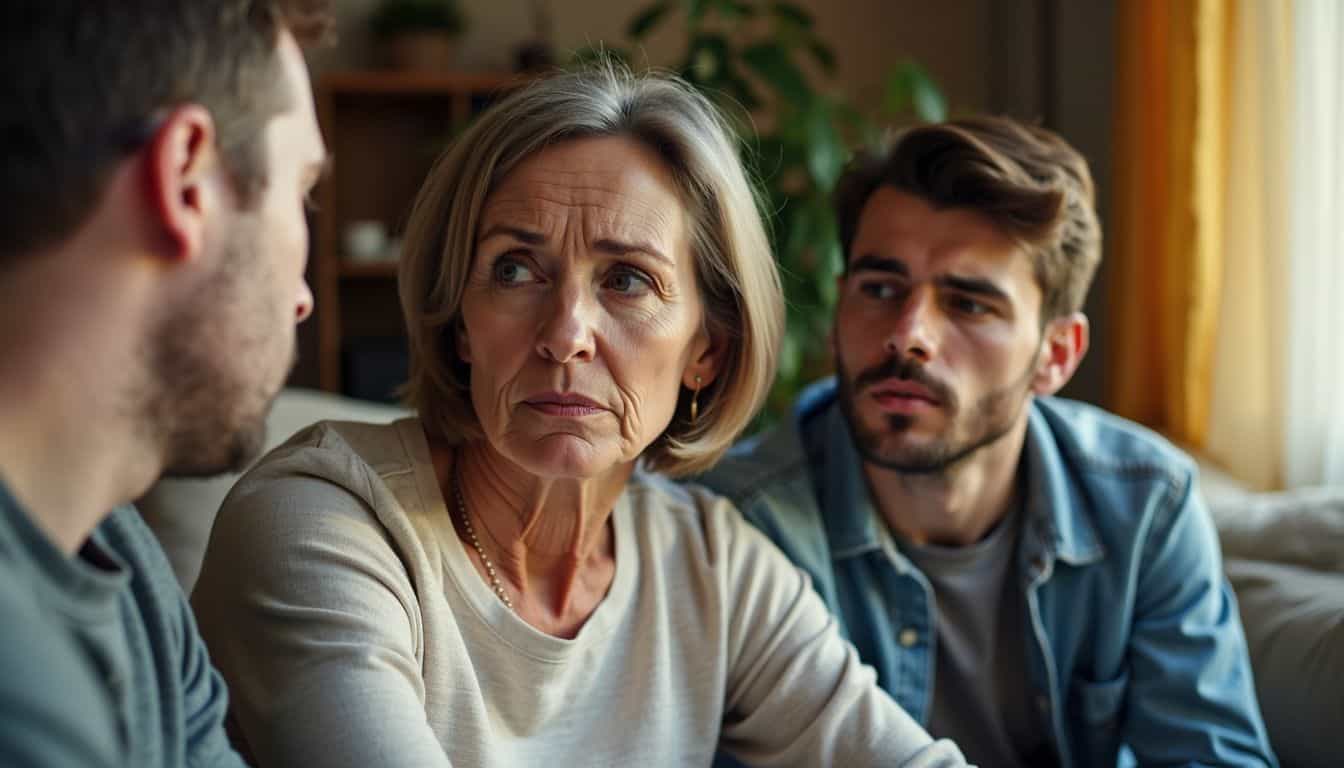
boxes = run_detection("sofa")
[139,388,1344,767]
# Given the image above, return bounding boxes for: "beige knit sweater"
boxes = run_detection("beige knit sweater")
[192,418,967,768]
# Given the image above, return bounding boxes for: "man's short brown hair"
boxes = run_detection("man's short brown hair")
[834,116,1102,320]
[0,1,333,261]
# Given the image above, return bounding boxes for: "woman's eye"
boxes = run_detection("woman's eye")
[605,268,653,295]
[493,258,536,285]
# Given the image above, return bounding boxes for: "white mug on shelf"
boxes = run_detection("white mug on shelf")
[343,220,388,263]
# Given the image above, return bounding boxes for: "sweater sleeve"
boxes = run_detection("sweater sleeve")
[191,462,453,768]
[710,494,969,768]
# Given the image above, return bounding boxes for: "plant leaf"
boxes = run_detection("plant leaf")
[686,0,710,22]
[807,40,836,75]
[741,42,811,106]
[711,0,757,19]
[682,33,732,86]
[912,75,947,122]
[884,61,947,122]
[769,1,814,28]
[804,101,846,192]
[627,2,672,40]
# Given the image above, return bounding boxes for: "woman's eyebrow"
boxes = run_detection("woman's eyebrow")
[593,238,672,267]
[477,224,546,244]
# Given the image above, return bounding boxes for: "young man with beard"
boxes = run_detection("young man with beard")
[701,118,1276,766]
[0,2,330,765]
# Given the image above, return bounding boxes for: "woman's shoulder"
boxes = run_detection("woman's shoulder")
[623,470,780,566]
[232,418,418,498]
[212,417,431,545]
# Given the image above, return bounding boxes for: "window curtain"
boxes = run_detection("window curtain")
[1204,1,1292,491]
[1108,0,1229,448]
[1109,0,1341,491]
[1282,0,1344,487]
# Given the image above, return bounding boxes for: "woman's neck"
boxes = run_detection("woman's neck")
[430,434,627,637]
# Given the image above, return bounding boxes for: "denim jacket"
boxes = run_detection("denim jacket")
[700,380,1275,767]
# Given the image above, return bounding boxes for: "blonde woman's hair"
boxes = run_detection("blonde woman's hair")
[398,64,783,477]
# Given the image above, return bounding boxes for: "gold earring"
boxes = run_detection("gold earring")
[690,375,702,423]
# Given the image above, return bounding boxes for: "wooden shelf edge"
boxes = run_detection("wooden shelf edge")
[320,70,525,96]
[338,260,401,278]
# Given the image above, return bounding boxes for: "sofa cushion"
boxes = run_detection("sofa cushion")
[137,388,409,593]
[1226,558,1344,768]
[1208,486,1344,572]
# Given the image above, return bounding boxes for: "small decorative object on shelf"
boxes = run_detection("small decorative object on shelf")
[370,0,467,72]
[514,0,555,73]
[342,220,389,263]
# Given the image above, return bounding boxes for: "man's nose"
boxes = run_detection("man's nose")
[295,280,314,323]
[884,285,939,363]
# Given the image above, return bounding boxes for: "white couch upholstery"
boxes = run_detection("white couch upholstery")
[136,388,409,592]
[1200,471,1344,768]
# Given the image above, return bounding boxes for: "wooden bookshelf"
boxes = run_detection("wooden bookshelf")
[313,70,525,398]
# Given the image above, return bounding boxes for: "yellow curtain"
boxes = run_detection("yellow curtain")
[1108,0,1230,447]
[1111,0,1293,486]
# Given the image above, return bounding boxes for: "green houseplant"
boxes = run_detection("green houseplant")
[607,0,947,421]
[370,0,468,71]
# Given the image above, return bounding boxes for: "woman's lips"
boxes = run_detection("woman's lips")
[524,392,606,417]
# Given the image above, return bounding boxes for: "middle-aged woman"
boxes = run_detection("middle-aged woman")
[192,66,968,767]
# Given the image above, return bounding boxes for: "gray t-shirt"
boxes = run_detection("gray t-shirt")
[0,479,246,768]
[881,507,1054,767]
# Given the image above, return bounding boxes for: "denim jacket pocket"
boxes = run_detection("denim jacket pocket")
[1073,669,1129,724]
[1068,668,1130,764]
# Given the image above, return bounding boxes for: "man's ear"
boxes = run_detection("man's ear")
[144,105,221,262]
[1031,312,1089,396]
[681,324,725,390]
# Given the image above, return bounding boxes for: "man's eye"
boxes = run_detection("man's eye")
[859,282,899,300]
[949,295,990,315]
[493,258,536,285]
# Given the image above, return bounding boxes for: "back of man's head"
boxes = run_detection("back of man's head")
[834,116,1102,322]
[0,1,333,262]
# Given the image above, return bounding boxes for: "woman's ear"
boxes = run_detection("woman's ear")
[681,325,724,390]
[1031,313,1090,396]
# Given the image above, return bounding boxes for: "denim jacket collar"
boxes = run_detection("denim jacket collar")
[798,379,1105,570]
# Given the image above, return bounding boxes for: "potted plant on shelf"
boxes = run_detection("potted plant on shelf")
[370,0,467,72]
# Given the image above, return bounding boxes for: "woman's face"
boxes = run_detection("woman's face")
[458,136,718,480]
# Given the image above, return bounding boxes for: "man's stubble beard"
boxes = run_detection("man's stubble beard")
[143,219,295,478]
[835,347,1038,476]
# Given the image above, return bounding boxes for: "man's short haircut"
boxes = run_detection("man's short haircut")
[834,116,1102,320]
[398,64,784,478]
[0,1,333,261]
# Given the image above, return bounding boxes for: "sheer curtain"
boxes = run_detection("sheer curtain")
[1204,0,1292,491]
[1282,0,1344,487]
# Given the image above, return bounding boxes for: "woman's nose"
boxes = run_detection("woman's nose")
[535,282,596,364]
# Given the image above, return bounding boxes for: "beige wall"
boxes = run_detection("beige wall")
[311,0,997,114]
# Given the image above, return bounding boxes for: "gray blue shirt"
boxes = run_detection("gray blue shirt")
[0,479,246,768]
[701,379,1277,767]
